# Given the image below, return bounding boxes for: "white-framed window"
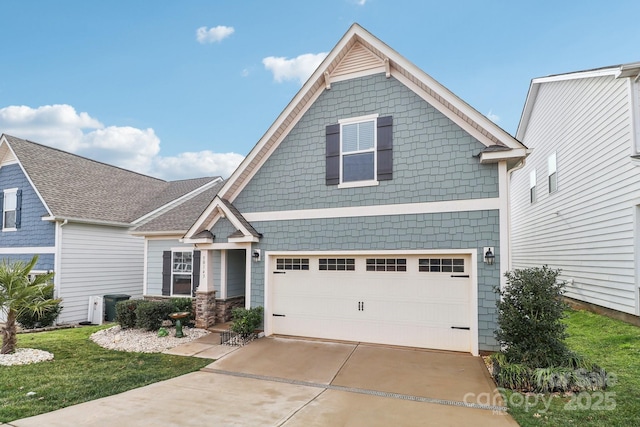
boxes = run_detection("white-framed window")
[529,169,537,204]
[548,152,557,193]
[366,258,407,272]
[172,251,193,296]
[2,188,18,230]
[340,114,377,186]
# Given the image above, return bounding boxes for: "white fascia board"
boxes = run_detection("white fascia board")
[130,230,187,237]
[41,216,132,228]
[243,197,500,222]
[479,148,529,164]
[533,68,618,84]
[181,237,214,245]
[185,197,257,242]
[366,39,522,150]
[2,139,54,218]
[184,197,222,238]
[191,242,249,251]
[516,82,540,141]
[228,235,260,243]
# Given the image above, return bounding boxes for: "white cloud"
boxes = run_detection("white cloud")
[357,0,367,5]
[262,52,328,85]
[152,151,244,181]
[487,109,500,123]
[196,25,235,44]
[0,104,244,180]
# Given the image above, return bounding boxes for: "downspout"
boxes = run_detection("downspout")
[506,159,526,272]
[53,219,68,300]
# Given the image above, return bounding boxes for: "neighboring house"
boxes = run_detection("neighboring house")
[183,24,527,355]
[511,62,640,322]
[130,179,243,321]
[0,134,221,324]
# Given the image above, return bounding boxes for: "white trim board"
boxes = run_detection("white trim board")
[243,198,500,222]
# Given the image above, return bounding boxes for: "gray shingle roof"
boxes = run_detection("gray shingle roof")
[133,180,225,233]
[4,135,219,224]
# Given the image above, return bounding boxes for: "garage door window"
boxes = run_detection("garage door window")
[366,258,406,272]
[419,258,464,273]
[276,258,309,271]
[319,258,355,271]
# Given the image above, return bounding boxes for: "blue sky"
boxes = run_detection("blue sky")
[1,1,639,180]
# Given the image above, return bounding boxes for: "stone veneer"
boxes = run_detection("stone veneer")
[215,296,246,323]
[195,290,217,329]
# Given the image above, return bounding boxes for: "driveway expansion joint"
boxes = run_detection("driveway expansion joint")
[201,367,507,413]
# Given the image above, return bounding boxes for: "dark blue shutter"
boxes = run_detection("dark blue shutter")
[377,116,393,181]
[192,250,201,297]
[15,189,22,229]
[162,251,171,296]
[0,192,3,227]
[326,124,340,185]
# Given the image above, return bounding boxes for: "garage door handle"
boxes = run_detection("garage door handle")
[450,275,469,278]
[451,326,470,330]
[272,313,286,317]
[273,271,286,274]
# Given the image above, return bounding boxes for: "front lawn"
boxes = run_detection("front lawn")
[0,325,211,422]
[507,310,640,426]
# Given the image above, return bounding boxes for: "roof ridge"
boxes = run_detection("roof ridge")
[4,134,166,183]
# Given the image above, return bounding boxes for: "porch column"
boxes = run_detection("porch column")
[196,249,216,328]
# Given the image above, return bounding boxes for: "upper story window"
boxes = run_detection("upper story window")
[1,188,21,231]
[548,152,557,193]
[529,169,537,204]
[342,119,376,183]
[326,115,393,188]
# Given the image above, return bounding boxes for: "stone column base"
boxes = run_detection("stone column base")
[195,290,217,329]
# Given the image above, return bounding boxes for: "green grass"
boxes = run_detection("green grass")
[506,310,640,426]
[0,326,212,422]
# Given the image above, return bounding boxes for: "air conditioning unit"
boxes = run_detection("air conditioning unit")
[87,296,104,325]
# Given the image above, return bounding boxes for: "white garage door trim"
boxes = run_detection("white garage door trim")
[264,249,479,356]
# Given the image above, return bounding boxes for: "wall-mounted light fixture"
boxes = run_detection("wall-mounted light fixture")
[252,249,261,262]
[484,247,495,265]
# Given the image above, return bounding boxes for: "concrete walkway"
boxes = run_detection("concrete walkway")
[7,337,519,427]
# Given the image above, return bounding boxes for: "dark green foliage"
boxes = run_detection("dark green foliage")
[495,266,570,368]
[230,306,263,337]
[491,353,610,393]
[16,288,63,329]
[115,299,140,329]
[135,300,174,331]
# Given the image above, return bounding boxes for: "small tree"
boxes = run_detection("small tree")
[495,266,569,368]
[0,256,58,354]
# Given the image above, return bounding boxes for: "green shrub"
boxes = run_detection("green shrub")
[230,306,263,338]
[135,300,174,331]
[16,288,62,329]
[495,266,569,368]
[115,299,140,329]
[490,353,610,393]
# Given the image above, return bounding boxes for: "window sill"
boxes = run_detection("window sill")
[2,227,17,232]
[338,180,379,189]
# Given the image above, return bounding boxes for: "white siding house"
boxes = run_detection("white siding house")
[0,134,222,324]
[511,63,640,319]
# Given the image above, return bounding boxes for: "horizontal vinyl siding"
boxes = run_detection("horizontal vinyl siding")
[511,74,638,315]
[57,223,145,323]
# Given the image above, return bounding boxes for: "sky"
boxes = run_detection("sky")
[1,1,639,181]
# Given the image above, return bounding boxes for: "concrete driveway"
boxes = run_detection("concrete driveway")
[7,337,518,427]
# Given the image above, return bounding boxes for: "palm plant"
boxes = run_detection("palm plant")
[0,256,58,354]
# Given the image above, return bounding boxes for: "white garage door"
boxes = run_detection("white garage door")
[269,254,473,352]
